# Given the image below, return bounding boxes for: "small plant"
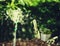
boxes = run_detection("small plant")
[40,25,52,34]
[42,28,52,34]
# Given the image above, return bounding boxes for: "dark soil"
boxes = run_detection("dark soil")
[0,38,57,46]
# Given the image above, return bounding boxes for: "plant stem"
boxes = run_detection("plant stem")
[11,0,15,5]
[13,23,17,46]
[11,0,15,9]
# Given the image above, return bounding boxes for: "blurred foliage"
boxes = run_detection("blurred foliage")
[0,0,60,42]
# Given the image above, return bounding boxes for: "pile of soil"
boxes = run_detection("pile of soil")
[0,38,57,46]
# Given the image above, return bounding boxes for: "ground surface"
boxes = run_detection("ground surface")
[0,38,57,46]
